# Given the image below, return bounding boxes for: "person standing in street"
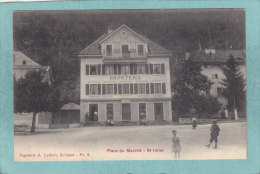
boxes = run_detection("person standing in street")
[192,116,197,129]
[172,130,181,159]
[206,120,220,149]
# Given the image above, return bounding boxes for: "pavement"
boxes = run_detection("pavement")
[14,122,247,161]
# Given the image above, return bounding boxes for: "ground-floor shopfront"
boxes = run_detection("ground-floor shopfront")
[80,99,172,123]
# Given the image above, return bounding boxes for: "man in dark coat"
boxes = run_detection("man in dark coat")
[206,120,220,149]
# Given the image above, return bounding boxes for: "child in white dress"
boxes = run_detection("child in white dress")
[172,130,181,159]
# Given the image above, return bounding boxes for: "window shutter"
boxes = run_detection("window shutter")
[145,64,149,74]
[102,64,105,75]
[86,65,89,75]
[149,64,153,74]
[118,84,122,94]
[134,64,137,74]
[102,84,106,95]
[161,64,165,74]
[162,83,166,94]
[114,64,117,75]
[134,84,138,94]
[130,64,134,75]
[130,83,133,94]
[98,65,101,75]
[98,84,101,94]
[114,84,117,94]
[151,83,154,94]
[86,84,89,95]
[146,83,150,94]
[118,64,121,75]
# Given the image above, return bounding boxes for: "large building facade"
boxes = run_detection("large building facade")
[189,48,246,109]
[79,25,172,123]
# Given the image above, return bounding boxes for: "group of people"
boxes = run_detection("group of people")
[171,119,220,159]
[85,111,98,122]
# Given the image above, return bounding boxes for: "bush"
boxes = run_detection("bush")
[172,94,222,118]
[195,95,222,118]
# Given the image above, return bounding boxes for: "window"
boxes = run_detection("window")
[105,65,114,75]
[138,83,146,94]
[217,87,223,95]
[122,45,129,57]
[206,89,210,96]
[105,84,114,95]
[121,65,130,75]
[90,65,97,75]
[89,84,98,95]
[137,64,145,74]
[212,74,218,79]
[139,103,146,120]
[106,45,112,56]
[87,65,100,75]
[138,45,144,56]
[154,83,162,94]
[106,104,114,120]
[122,84,130,94]
[153,64,161,74]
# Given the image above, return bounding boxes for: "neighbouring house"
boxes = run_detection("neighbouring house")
[13,51,53,84]
[13,51,54,129]
[78,24,172,124]
[188,48,246,110]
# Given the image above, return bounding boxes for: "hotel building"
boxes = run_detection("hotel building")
[78,25,172,123]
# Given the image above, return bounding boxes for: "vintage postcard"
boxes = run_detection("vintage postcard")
[12,9,247,161]
[1,1,260,174]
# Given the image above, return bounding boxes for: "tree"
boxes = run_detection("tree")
[172,59,215,116]
[194,95,222,117]
[14,71,59,132]
[221,54,245,112]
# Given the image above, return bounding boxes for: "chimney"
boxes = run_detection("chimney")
[185,49,190,60]
[108,27,114,34]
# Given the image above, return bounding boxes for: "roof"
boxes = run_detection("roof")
[13,51,54,83]
[79,24,171,56]
[79,34,108,55]
[99,24,149,44]
[60,103,80,111]
[13,51,41,67]
[190,49,246,64]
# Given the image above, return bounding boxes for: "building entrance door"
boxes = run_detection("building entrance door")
[154,103,164,120]
[122,103,131,121]
[89,104,98,121]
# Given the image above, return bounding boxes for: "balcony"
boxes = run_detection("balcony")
[122,52,130,58]
[103,50,147,63]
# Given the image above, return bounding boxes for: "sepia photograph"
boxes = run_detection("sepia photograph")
[13,9,246,161]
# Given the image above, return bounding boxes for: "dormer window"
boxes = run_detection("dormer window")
[138,45,144,56]
[212,74,218,79]
[22,60,26,65]
[106,45,112,56]
[122,45,129,57]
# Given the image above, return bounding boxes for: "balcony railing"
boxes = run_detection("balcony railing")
[122,52,130,58]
